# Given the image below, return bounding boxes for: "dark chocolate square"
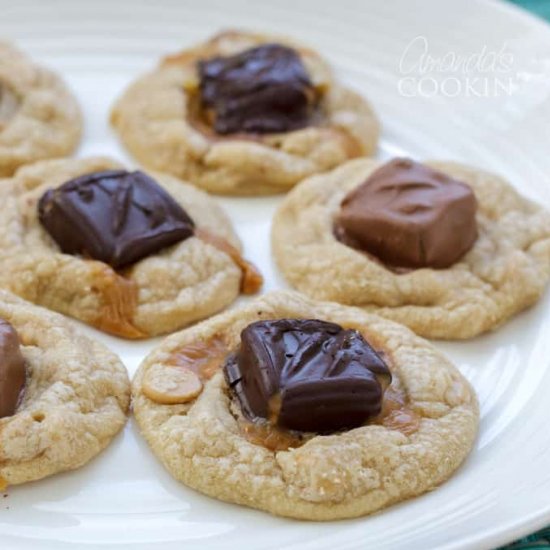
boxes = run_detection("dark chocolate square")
[38,170,195,269]
[198,43,318,134]
[224,319,391,433]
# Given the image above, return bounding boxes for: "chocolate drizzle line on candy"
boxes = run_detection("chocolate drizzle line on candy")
[335,158,478,269]
[0,318,26,419]
[224,318,393,435]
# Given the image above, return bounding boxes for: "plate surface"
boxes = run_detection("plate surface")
[1,0,550,548]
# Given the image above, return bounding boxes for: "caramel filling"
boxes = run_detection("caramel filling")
[164,48,362,156]
[0,84,19,130]
[372,385,421,436]
[238,416,306,452]
[183,81,263,143]
[87,223,263,339]
[142,337,228,405]
[84,223,261,339]
[235,383,420,452]
[237,392,305,451]
[235,331,420,450]
[161,335,420,450]
[168,336,228,381]
[195,228,263,295]
[91,264,146,339]
[181,73,328,144]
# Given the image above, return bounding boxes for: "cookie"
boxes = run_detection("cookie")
[132,291,478,520]
[0,42,82,177]
[0,290,130,487]
[272,158,550,339]
[0,157,262,338]
[110,30,379,195]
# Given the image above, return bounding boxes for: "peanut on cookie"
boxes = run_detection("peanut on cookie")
[132,291,478,520]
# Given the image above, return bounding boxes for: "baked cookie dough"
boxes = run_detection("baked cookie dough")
[110,30,379,195]
[132,291,478,520]
[272,158,550,339]
[0,42,82,177]
[0,156,261,338]
[0,290,130,487]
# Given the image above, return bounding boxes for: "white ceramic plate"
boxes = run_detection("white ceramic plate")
[1,0,550,548]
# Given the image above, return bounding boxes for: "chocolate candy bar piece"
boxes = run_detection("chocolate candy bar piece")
[38,170,195,269]
[336,158,478,268]
[224,319,391,433]
[0,319,26,419]
[198,43,318,134]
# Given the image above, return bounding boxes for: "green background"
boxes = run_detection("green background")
[510,0,550,20]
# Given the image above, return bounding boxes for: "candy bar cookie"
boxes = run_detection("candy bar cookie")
[0,157,262,339]
[110,30,379,195]
[132,291,478,520]
[0,290,129,487]
[0,42,81,177]
[272,158,550,339]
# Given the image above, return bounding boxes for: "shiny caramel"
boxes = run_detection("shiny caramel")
[372,385,421,436]
[167,333,420,452]
[92,264,145,339]
[234,326,420,450]
[169,336,228,381]
[237,383,420,452]
[239,417,305,452]
[195,228,263,295]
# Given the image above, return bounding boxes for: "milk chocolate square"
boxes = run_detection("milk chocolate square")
[336,158,478,268]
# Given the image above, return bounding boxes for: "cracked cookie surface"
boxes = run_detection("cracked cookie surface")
[0,42,81,177]
[0,290,130,487]
[272,159,550,339]
[0,157,244,338]
[110,30,379,195]
[132,291,478,520]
